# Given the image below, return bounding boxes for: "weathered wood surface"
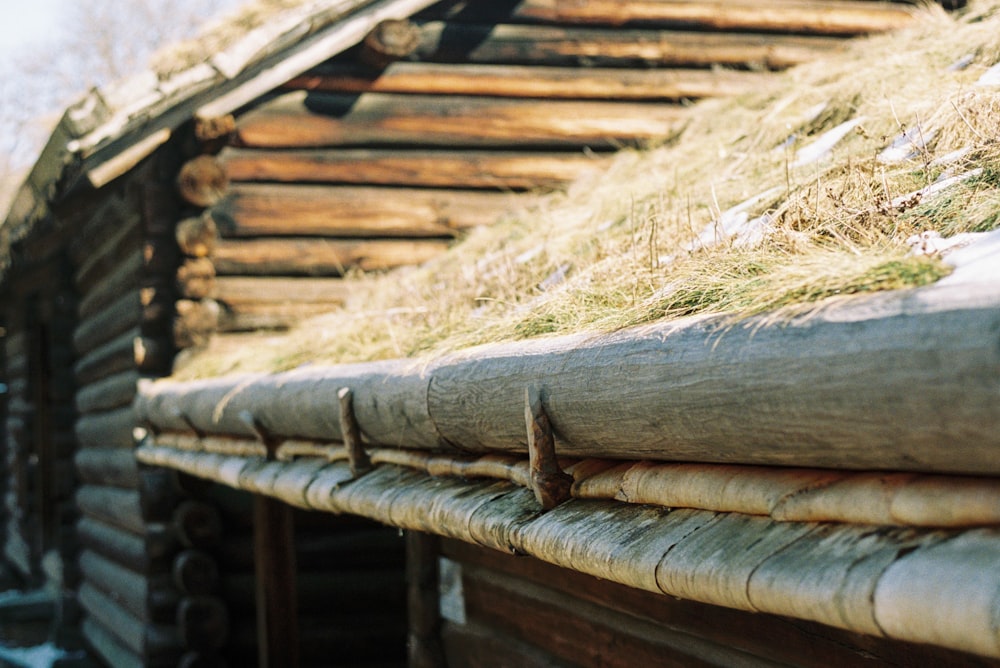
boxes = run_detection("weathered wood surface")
[76,406,135,449]
[82,616,144,668]
[74,328,139,386]
[73,289,140,355]
[444,0,915,36]
[174,299,220,349]
[221,147,602,190]
[77,253,142,320]
[286,62,770,100]
[176,215,218,258]
[359,18,422,68]
[76,369,139,414]
[214,276,353,307]
[77,517,177,575]
[444,539,993,668]
[177,596,229,651]
[79,549,180,623]
[79,581,182,660]
[213,237,451,276]
[76,486,146,535]
[173,550,219,596]
[133,449,1000,659]
[74,218,142,296]
[254,495,299,668]
[138,280,1000,474]
[411,22,844,69]
[407,532,446,668]
[234,91,686,149]
[211,184,518,238]
[75,448,140,488]
[177,258,216,300]
[177,155,229,208]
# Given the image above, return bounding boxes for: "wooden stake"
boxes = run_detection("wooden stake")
[254,496,299,668]
[524,387,572,510]
[338,388,372,476]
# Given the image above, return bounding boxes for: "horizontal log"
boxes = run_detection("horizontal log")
[77,517,179,575]
[174,501,223,550]
[219,302,341,333]
[82,616,144,668]
[78,252,143,320]
[74,218,142,296]
[140,468,184,522]
[360,18,422,69]
[214,276,353,307]
[73,289,142,355]
[78,582,182,660]
[176,215,218,258]
[447,0,914,36]
[70,195,141,267]
[213,238,451,276]
[412,22,844,69]
[211,184,519,237]
[221,147,603,190]
[79,549,180,623]
[234,91,686,149]
[177,596,229,651]
[74,328,140,387]
[174,299,220,349]
[177,258,216,300]
[287,62,773,100]
[75,448,140,488]
[76,369,140,414]
[76,406,136,449]
[137,278,1000,473]
[177,155,229,208]
[77,486,146,535]
[173,550,219,595]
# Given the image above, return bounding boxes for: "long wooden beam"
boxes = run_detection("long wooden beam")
[221,147,604,190]
[234,91,686,149]
[211,184,520,238]
[286,62,772,100]
[137,277,1000,474]
[213,238,451,276]
[444,0,915,36]
[411,22,844,69]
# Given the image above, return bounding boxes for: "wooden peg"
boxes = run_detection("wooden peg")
[525,386,573,510]
[238,410,281,460]
[171,407,206,440]
[338,387,373,476]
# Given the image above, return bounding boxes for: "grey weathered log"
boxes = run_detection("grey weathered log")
[79,549,180,623]
[77,486,146,535]
[77,517,176,575]
[82,616,144,668]
[75,447,140,488]
[138,280,1000,474]
[76,406,136,449]
[76,369,140,414]
[74,327,140,386]
[78,581,182,659]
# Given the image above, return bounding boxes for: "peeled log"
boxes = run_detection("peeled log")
[177,155,229,208]
[210,184,517,238]
[234,91,686,149]
[176,215,218,258]
[412,22,844,70]
[221,147,604,190]
[137,280,1000,474]
[287,62,773,101]
[214,276,353,306]
[452,0,915,36]
[177,258,216,300]
[177,596,229,651]
[213,238,451,276]
[174,299,220,349]
[359,18,422,69]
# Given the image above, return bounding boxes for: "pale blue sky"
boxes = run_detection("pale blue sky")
[0,0,63,55]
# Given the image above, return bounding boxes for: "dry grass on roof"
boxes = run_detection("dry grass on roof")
[176,0,1000,379]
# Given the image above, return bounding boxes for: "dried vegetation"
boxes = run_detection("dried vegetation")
[179,0,1000,378]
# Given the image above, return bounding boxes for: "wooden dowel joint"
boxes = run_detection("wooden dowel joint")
[338,387,372,476]
[525,386,573,510]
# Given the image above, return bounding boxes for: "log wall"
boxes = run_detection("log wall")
[171,0,916,345]
[437,538,999,668]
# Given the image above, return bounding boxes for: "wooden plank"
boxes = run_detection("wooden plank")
[444,0,915,36]
[221,146,604,190]
[406,532,446,668]
[254,495,299,668]
[287,62,773,100]
[412,22,844,69]
[211,183,519,237]
[213,238,451,276]
[234,91,686,149]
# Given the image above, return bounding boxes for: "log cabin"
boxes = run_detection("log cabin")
[1,0,994,666]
